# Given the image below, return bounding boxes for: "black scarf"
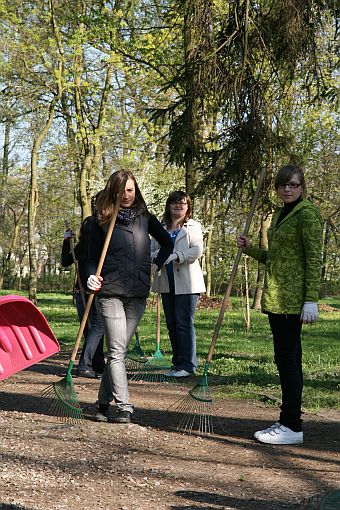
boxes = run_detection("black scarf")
[117,206,138,226]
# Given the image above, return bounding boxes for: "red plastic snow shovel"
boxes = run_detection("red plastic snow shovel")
[0,294,60,381]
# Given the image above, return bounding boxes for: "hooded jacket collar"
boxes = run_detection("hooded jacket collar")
[273,199,313,229]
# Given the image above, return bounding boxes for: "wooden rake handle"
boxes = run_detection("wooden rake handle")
[206,166,267,363]
[70,178,127,362]
[156,292,161,346]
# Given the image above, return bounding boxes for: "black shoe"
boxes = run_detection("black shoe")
[76,369,99,379]
[113,410,132,424]
[92,365,105,376]
[95,404,110,422]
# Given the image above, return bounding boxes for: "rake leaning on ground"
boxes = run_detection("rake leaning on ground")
[168,166,267,435]
[130,291,176,383]
[42,178,127,423]
[125,329,148,373]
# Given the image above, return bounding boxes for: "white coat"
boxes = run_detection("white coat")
[151,219,206,295]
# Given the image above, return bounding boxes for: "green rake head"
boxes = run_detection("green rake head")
[125,330,148,373]
[189,370,212,403]
[127,332,145,359]
[151,345,164,361]
[130,342,145,358]
[42,361,84,423]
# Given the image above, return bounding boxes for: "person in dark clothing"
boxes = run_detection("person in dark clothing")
[87,169,173,424]
[61,217,105,378]
[237,164,322,445]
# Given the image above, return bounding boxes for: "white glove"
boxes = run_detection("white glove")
[300,302,318,324]
[165,253,178,265]
[87,275,103,291]
[64,230,74,239]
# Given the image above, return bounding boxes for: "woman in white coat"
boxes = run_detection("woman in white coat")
[151,191,206,377]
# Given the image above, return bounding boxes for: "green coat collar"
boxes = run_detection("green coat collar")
[273,199,312,228]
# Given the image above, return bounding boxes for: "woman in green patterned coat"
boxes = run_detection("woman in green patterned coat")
[237,164,322,445]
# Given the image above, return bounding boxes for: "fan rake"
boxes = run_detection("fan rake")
[169,361,214,434]
[42,360,83,423]
[168,166,267,435]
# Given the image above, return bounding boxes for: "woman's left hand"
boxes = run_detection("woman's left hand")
[165,253,178,265]
[64,229,74,240]
[300,302,318,324]
[151,263,159,275]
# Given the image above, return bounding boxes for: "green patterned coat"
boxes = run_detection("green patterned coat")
[244,199,323,314]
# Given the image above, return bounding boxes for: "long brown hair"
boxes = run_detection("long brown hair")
[162,190,192,229]
[96,170,146,225]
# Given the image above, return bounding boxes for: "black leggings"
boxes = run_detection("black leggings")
[268,313,303,432]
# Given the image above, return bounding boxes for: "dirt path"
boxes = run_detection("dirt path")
[0,353,339,510]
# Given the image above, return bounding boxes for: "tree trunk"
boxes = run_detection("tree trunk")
[28,98,57,303]
[74,42,115,220]
[87,59,115,206]
[203,197,216,297]
[252,213,271,309]
[244,256,250,333]
[0,117,11,230]
[0,208,25,289]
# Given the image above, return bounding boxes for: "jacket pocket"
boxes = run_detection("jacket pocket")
[104,270,120,284]
[139,270,150,289]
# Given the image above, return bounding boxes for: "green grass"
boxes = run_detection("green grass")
[2,290,339,413]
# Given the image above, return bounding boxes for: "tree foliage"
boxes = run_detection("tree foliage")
[0,0,338,297]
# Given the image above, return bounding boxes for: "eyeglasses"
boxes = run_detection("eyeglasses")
[171,200,188,206]
[277,182,301,190]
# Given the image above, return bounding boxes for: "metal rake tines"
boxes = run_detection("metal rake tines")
[169,386,214,435]
[130,364,176,383]
[42,382,84,423]
[125,355,148,374]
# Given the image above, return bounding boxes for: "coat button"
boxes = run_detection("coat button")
[176,269,179,272]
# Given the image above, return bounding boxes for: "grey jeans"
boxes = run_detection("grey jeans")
[97,296,146,413]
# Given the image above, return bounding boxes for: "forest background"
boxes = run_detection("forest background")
[0,0,339,305]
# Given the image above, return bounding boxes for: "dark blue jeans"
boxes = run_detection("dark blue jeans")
[268,313,303,432]
[161,293,199,373]
[75,291,105,374]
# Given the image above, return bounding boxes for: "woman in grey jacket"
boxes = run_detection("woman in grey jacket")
[152,191,206,378]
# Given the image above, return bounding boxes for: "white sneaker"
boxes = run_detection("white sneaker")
[255,424,303,445]
[172,369,191,378]
[254,422,281,439]
[165,369,177,377]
